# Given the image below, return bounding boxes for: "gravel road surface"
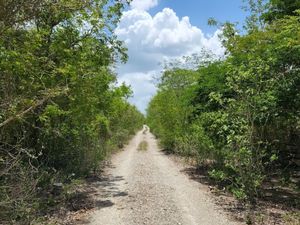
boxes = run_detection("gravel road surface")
[88,128,240,225]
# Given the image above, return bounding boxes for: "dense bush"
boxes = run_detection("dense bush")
[147,5,300,203]
[0,0,144,223]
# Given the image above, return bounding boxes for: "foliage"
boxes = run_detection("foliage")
[0,0,144,223]
[262,0,300,22]
[147,69,198,150]
[147,4,300,204]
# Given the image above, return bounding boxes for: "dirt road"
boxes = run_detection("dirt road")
[87,128,240,225]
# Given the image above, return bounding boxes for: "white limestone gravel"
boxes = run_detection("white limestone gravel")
[87,128,241,225]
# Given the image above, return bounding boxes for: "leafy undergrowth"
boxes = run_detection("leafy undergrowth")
[198,171,299,224]
[167,153,300,225]
[32,170,109,225]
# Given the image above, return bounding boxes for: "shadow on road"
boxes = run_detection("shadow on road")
[70,169,127,224]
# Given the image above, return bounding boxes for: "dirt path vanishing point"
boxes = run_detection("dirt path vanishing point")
[86,127,241,225]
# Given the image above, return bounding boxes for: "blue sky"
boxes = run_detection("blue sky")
[116,0,247,113]
[150,0,247,33]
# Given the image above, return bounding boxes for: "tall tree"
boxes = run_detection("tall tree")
[262,0,300,22]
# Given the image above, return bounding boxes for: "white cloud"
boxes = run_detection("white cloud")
[118,71,157,113]
[116,7,224,113]
[131,0,158,11]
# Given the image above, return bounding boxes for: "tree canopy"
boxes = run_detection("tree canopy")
[0,0,144,223]
[147,1,300,204]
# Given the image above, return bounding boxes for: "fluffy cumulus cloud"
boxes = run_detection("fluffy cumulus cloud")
[115,6,224,113]
[130,0,158,11]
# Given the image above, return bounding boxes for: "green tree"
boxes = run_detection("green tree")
[147,68,198,150]
[263,0,300,22]
[0,0,144,223]
[147,5,300,205]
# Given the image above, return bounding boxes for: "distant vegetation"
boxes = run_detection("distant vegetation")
[147,0,300,205]
[0,0,144,223]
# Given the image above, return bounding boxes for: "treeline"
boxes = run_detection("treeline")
[0,0,144,223]
[147,0,300,203]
